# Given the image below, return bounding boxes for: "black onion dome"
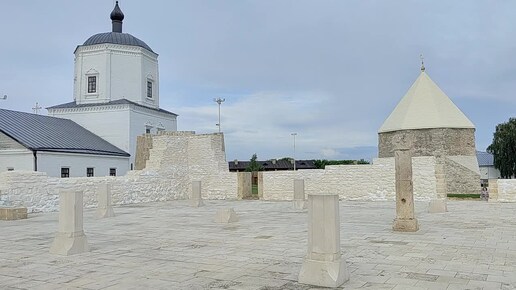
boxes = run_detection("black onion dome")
[110,1,124,21]
[82,32,154,53]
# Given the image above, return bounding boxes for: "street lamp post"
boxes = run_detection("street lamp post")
[291,133,297,171]
[213,97,225,133]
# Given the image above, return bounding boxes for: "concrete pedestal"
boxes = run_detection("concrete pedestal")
[428,199,447,213]
[393,149,419,232]
[0,207,28,220]
[50,190,89,255]
[215,208,238,223]
[293,179,306,210]
[298,193,349,287]
[190,181,204,207]
[96,183,115,218]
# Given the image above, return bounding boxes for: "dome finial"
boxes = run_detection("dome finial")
[110,1,124,33]
[420,54,425,72]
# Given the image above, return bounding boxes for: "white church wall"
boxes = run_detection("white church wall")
[140,53,160,108]
[37,152,129,177]
[50,107,131,156]
[74,48,110,104]
[74,44,159,108]
[0,150,33,171]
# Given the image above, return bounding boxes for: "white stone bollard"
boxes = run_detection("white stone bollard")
[298,193,349,287]
[393,149,419,232]
[50,189,90,255]
[215,208,239,223]
[293,179,307,210]
[190,181,204,207]
[96,183,115,218]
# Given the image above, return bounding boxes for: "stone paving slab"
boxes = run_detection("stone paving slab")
[1,200,516,289]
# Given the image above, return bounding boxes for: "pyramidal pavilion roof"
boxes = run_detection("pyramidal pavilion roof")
[378,71,475,133]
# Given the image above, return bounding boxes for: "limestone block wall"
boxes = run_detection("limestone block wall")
[444,156,481,195]
[378,128,476,158]
[261,156,437,201]
[497,179,516,202]
[0,132,237,212]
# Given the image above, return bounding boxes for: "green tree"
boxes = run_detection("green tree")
[487,117,516,179]
[245,153,263,172]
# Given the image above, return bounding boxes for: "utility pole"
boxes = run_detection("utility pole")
[213,97,225,133]
[291,132,297,170]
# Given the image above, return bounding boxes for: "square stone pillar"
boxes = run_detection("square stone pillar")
[96,183,115,218]
[0,207,28,220]
[429,158,447,213]
[50,190,89,255]
[237,172,252,199]
[393,149,419,232]
[293,179,306,210]
[298,193,349,287]
[190,181,204,207]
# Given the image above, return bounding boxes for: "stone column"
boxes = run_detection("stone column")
[96,183,115,218]
[50,189,89,255]
[190,181,204,207]
[429,157,448,213]
[237,172,252,199]
[488,178,498,203]
[298,193,349,287]
[293,179,306,210]
[393,149,419,232]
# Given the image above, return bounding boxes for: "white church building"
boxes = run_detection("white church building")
[1,2,177,177]
[47,1,177,170]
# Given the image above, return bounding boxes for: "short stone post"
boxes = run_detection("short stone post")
[96,183,115,218]
[488,179,498,203]
[50,189,89,255]
[428,158,447,213]
[293,179,306,210]
[298,193,349,287]
[393,149,419,232]
[190,181,204,207]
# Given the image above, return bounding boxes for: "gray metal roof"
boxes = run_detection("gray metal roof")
[477,151,494,167]
[0,109,129,157]
[47,99,178,117]
[81,32,154,53]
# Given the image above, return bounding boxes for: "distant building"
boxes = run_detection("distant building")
[47,2,177,169]
[378,65,480,195]
[477,151,501,184]
[0,109,129,177]
[229,159,317,172]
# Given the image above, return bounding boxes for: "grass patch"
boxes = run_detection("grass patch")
[447,193,480,199]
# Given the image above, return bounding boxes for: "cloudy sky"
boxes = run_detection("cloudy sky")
[0,1,514,161]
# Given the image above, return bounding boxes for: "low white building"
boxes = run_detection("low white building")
[0,108,129,177]
[477,151,501,184]
[47,2,177,169]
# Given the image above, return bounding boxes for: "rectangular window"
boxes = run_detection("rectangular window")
[109,168,117,176]
[146,127,151,134]
[61,167,70,178]
[88,76,97,93]
[87,167,94,177]
[147,81,152,98]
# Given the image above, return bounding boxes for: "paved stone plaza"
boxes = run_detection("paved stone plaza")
[1,200,516,290]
